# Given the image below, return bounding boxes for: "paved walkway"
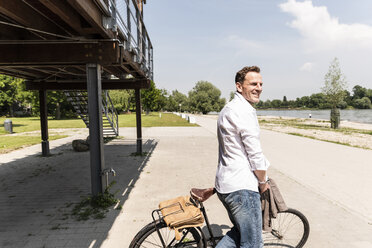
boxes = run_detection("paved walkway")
[192,114,372,221]
[189,115,372,248]
[0,115,371,247]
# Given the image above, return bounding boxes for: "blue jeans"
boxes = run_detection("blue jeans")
[216,189,263,248]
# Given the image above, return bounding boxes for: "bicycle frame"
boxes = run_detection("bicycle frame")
[151,209,167,247]
[198,201,218,247]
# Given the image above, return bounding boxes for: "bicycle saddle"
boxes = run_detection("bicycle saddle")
[190,187,216,202]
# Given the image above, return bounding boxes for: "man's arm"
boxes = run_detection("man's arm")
[254,170,270,193]
[254,170,266,183]
[237,112,270,171]
[233,110,271,193]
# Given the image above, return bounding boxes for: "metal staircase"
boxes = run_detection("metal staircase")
[65,90,119,136]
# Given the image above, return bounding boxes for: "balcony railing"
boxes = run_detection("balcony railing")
[102,0,153,80]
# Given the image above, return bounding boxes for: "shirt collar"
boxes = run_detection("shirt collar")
[234,92,256,112]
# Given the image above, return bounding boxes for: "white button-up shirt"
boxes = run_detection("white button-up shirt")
[215,92,270,194]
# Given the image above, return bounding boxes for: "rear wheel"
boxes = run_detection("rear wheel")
[130,220,204,248]
[263,208,310,248]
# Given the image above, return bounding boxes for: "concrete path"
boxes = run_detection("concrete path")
[192,114,372,221]
[189,114,372,248]
[1,115,372,247]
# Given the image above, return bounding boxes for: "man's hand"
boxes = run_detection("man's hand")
[259,182,270,193]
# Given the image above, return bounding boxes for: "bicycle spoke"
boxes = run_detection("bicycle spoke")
[263,209,308,248]
[141,240,163,248]
[130,222,202,248]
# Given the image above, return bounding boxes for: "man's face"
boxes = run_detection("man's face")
[236,71,263,104]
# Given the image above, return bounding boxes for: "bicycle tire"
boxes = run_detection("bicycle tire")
[130,220,204,248]
[263,208,310,248]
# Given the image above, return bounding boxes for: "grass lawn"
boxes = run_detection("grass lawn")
[118,112,197,127]
[0,113,196,135]
[0,135,68,154]
[0,117,85,135]
[0,113,196,153]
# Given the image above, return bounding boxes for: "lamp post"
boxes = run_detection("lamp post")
[179,103,182,113]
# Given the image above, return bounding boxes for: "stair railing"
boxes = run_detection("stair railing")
[102,90,119,136]
[65,90,119,136]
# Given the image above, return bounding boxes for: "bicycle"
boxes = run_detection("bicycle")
[130,188,310,248]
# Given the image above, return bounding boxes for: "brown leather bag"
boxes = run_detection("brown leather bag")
[159,195,204,240]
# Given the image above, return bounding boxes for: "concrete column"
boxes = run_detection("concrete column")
[39,89,50,156]
[135,88,142,154]
[86,63,105,196]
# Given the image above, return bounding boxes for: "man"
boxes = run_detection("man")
[215,66,270,248]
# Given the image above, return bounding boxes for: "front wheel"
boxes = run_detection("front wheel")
[130,220,204,248]
[263,208,310,248]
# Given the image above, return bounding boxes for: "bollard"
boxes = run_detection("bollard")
[189,116,196,124]
[4,119,13,134]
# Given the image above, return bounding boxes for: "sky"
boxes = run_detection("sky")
[143,0,372,101]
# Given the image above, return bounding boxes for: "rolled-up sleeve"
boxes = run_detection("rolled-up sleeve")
[235,111,270,171]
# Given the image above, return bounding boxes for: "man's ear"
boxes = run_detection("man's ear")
[236,82,243,93]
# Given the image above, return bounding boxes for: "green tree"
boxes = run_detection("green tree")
[337,100,348,109]
[27,90,75,119]
[156,89,168,111]
[321,58,348,128]
[263,99,272,108]
[367,89,372,102]
[141,81,161,113]
[309,93,328,109]
[166,90,189,112]
[255,100,264,108]
[0,74,37,117]
[0,75,22,116]
[352,85,367,100]
[188,81,225,114]
[271,99,282,108]
[352,97,371,109]
[164,94,176,111]
[321,58,347,108]
[287,100,296,108]
[295,96,310,108]
[342,90,352,107]
[174,91,189,112]
[0,74,78,118]
[282,96,288,108]
[109,90,132,113]
[229,91,235,102]
[48,91,76,119]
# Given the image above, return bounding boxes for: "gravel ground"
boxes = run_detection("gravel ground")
[259,116,372,150]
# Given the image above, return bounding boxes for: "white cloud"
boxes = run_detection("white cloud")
[300,62,314,71]
[279,0,372,51]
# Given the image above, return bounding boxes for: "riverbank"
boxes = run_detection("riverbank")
[257,109,372,124]
[258,116,372,150]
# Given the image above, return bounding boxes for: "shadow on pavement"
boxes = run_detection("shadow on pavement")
[0,137,158,248]
[201,224,230,238]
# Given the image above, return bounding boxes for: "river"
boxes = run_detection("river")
[256,109,372,124]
